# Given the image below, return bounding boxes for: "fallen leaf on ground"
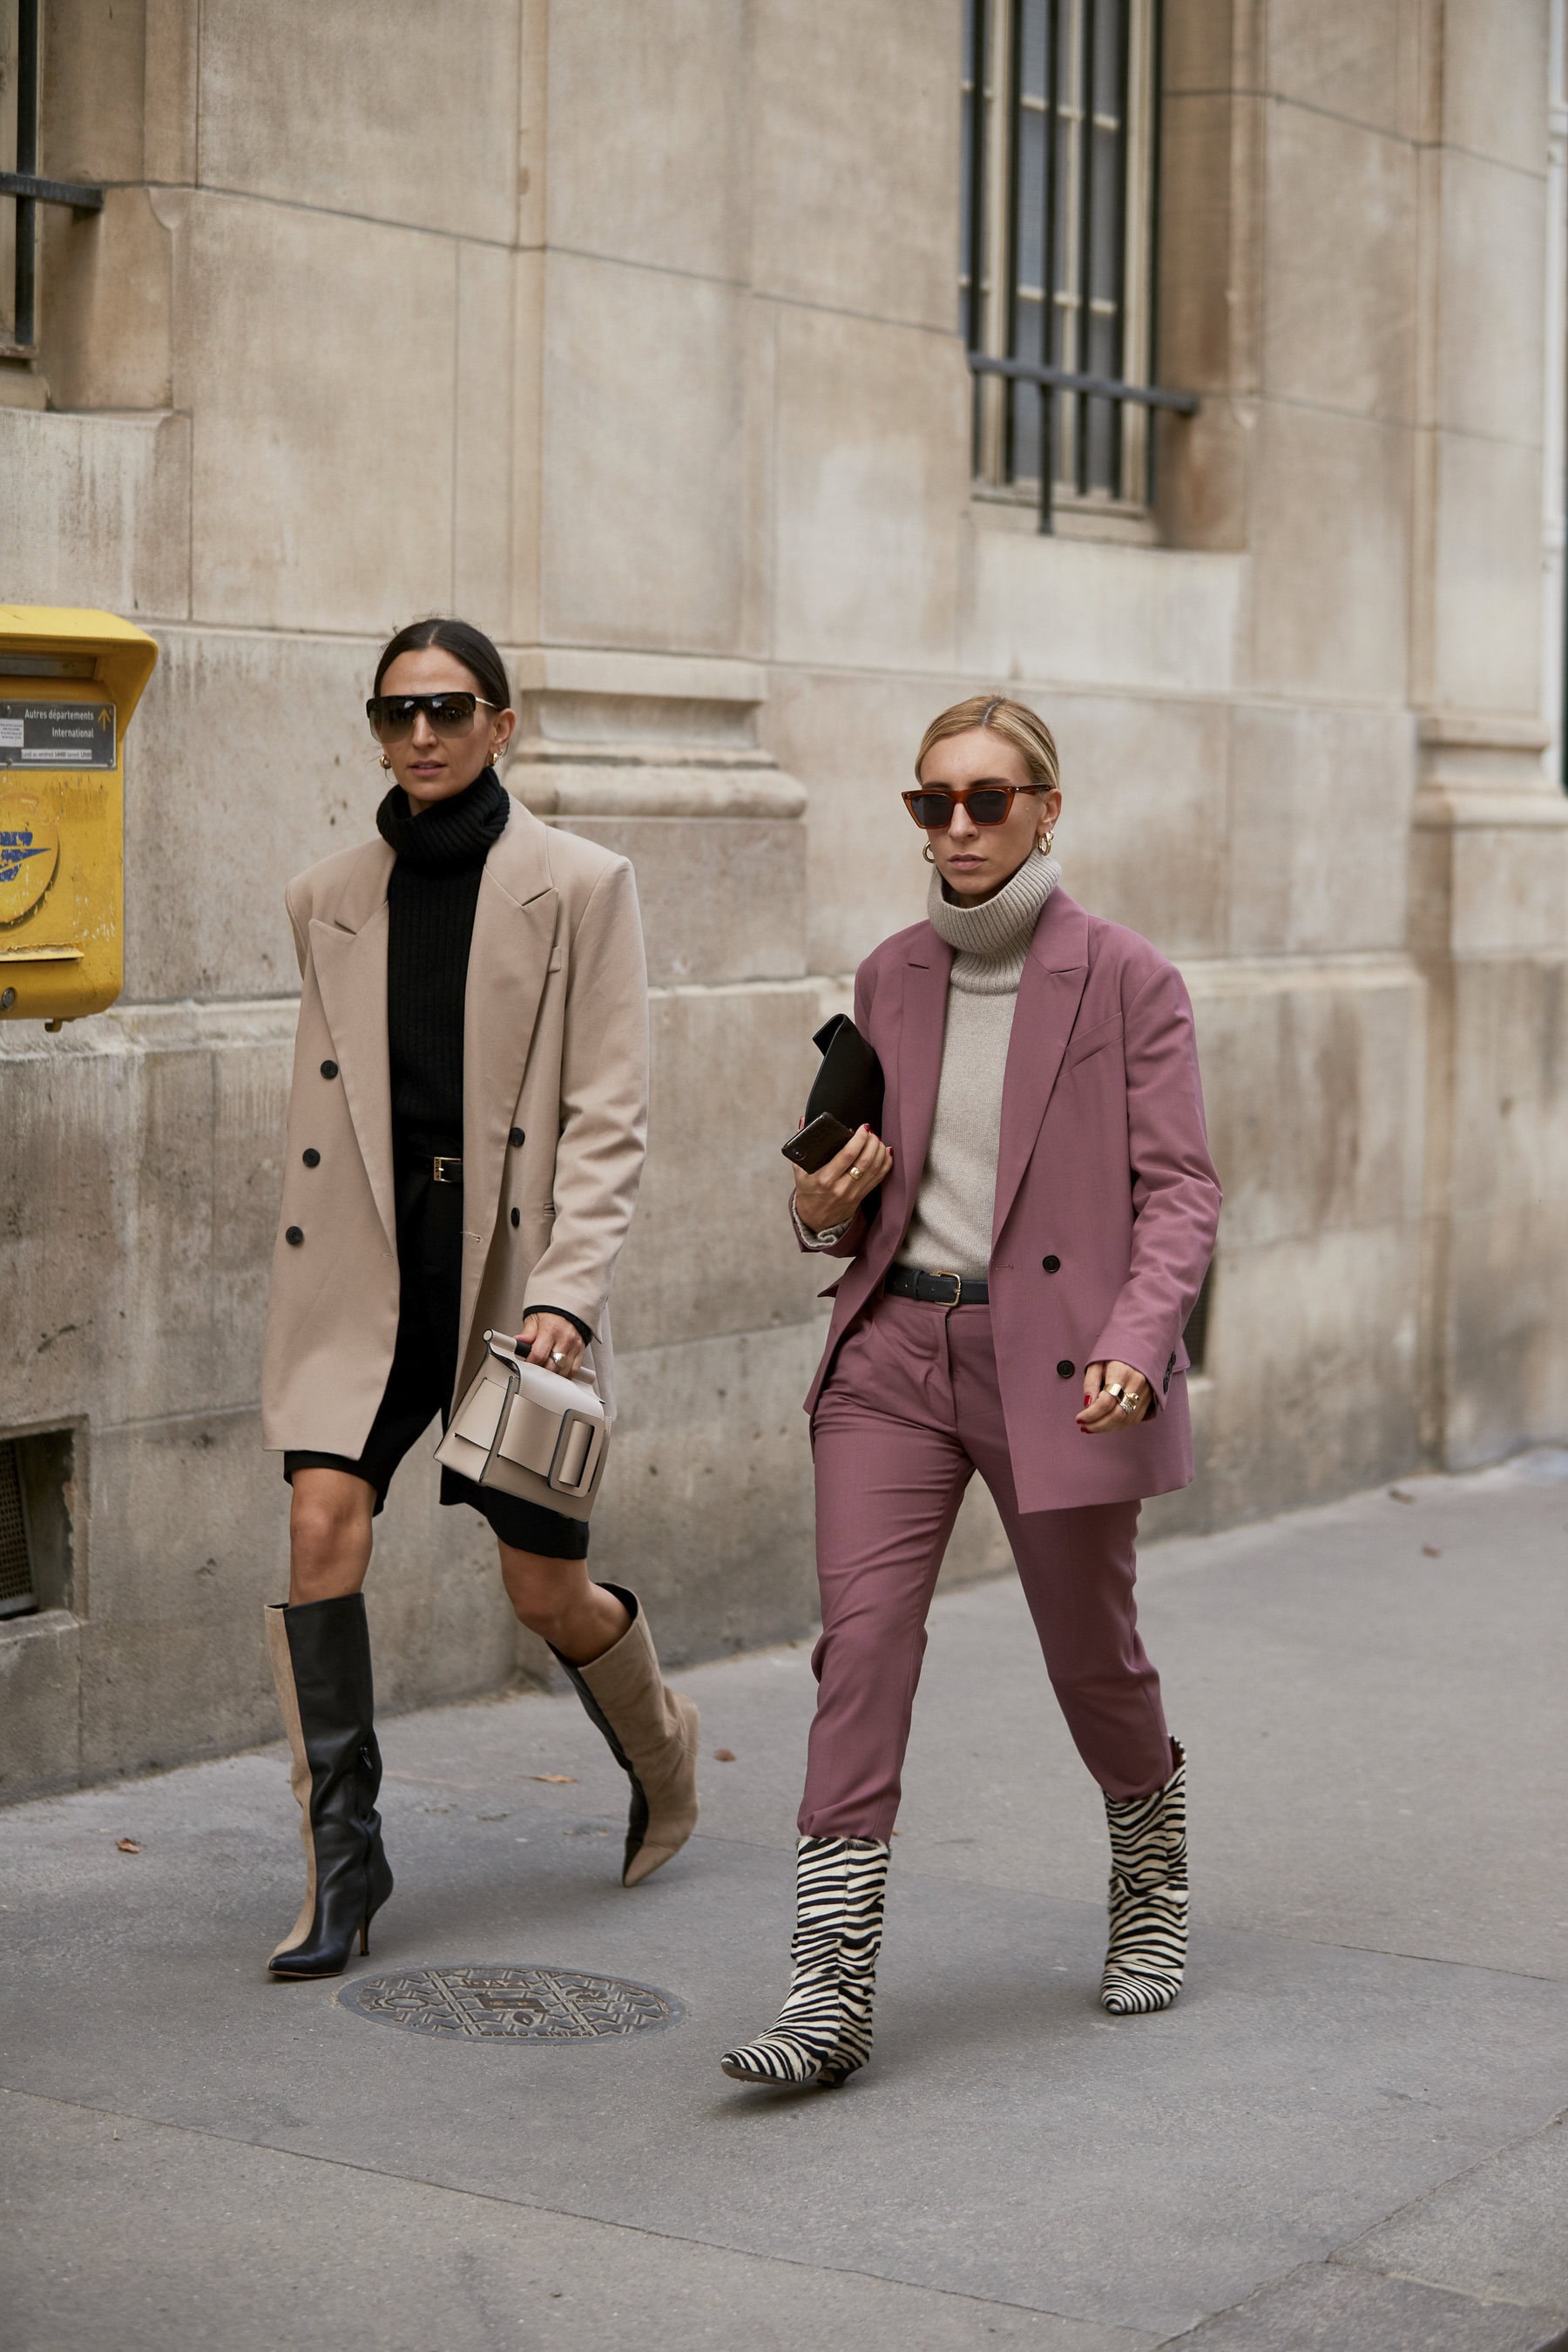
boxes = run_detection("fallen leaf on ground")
[1423,1544,1442,1558]
[713,1747,736,1762]
[1389,1489,1415,1504]
[527,1774,578,1784]
[116,1838,140,1854]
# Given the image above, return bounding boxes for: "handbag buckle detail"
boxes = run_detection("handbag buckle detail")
[547,1409,599,1497]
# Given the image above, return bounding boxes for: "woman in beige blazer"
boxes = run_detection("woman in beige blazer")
[259,617,698,1979]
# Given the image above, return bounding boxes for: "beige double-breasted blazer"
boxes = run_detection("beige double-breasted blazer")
[260,798,648,1459]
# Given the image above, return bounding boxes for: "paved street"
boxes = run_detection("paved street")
[2,1456,1565,2352]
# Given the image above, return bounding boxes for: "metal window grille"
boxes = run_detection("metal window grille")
[962,0,1193,530]
[1,0,103,355]
[0,1439,37,1619]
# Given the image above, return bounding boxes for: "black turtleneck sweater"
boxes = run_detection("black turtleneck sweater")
[377,768,510,1150]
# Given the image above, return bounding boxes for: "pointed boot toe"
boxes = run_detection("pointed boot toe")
[553,1591,700,1886]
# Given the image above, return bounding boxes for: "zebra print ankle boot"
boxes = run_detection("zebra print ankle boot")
[720,1835,890,2089]
[1100,1739,1187,2016]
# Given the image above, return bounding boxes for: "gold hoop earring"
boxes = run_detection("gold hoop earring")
[1039,827,1055,855]
[379,752,393,771]
[923,842,936,864]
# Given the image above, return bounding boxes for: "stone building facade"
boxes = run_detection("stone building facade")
[3,0,1565,1799]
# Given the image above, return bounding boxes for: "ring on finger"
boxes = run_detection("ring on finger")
[1105,1380,1126,1403]
[1118,1390,1141,1416]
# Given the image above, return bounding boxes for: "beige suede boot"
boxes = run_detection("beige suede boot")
[553,1585,700,1886]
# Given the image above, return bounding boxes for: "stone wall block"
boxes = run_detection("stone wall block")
[1438,0,1550,171]
[1193,1224,1423,1522]
[1262,0,1422,137]
[39,187,176,413]
[541,255,748,653]
[1227,706,1416,957]
[0,1046,132,1432]
[546,0,748,279]
[761,670,945,977]
[772,308,968,674]
[1429,436,1548,717]
[1044,693,1229,961]
[1446,956,1568,1218]
[75,1414,286,1781]
[0,1614,80,1802]
[959,525,1243,699]
[553,816,807,986]
[752,0,958,328]
[179,197,457,632]
[1444,1198,1568,1463]
[1436,152,1547,446]
[1192,970,1424,1252]
[454,241,518,632]
[1,408,191,620]
[1247,406,1409,702]
[353,1443,522,1718]
[196,0,520,240]
[124,629,381,1004]
[614,984,836,1355]
[1263,103,1416,418]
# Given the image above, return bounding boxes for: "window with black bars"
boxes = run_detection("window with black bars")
[1,0,102,355]
[962,0,1191,528]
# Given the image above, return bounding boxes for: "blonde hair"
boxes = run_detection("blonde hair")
[915,693,1060,792]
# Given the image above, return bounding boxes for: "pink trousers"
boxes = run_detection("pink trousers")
[801,1295,1173,1840]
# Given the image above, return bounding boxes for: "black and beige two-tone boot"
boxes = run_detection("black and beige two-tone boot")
[265,1594,394,1979]
[721,1834,890,2088]
[1100,1738,1187,2015]
[551,1585,700,1887]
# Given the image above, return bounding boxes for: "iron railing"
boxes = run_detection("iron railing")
[1,0,103,355]
[963,0,1196,531]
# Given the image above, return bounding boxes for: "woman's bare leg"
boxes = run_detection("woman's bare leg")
[497,1543,630,1664]
[288,1467,376,1605]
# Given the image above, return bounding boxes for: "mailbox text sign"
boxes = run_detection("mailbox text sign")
[0,700,117,770]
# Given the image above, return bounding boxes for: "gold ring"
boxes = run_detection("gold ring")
[849,1166,861,1179]
[1119,1391,1141,1415]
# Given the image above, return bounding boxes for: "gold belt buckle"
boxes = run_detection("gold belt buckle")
[929,1268,963,1306]
[431,1154,463,1184]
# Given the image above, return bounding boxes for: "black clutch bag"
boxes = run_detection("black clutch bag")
[781,1016,886,1173]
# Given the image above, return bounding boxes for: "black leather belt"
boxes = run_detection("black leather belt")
[884,1263,990,1307]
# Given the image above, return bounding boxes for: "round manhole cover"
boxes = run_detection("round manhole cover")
[338,1965,683,2042]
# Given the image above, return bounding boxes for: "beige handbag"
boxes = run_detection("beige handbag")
[436,1330,610,1523]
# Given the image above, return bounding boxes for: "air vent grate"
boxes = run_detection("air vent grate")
[0,1440,36,1619]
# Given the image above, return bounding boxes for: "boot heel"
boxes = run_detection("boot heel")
[359,1918,370,1957]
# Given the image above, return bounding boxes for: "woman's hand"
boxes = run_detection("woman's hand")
[794,1124,893,1237]
[1078,1360,1152,1435]
[516,1312,586,1381]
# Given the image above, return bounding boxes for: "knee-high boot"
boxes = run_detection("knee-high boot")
[266,1594,394,1979]
[721,1834,890,2089]
[1100,1737,1187,2015]
[551,1585,699,1887]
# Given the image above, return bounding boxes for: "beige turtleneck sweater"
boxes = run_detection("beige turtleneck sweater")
[796,848,1060,1263]
[896,849,1060,1278]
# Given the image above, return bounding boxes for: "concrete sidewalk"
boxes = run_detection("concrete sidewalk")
[2,1456,1565,2352]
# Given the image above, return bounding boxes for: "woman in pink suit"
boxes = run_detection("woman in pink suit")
[723,694,1221,2090]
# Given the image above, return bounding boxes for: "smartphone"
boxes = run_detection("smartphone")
[781,1112,856,1173]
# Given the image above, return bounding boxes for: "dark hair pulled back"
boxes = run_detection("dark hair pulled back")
[373,617,510,713]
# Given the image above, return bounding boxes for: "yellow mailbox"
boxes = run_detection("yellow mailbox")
[0,607,158,1026]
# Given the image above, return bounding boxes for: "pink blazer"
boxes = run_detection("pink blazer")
[801,889,1221,1511]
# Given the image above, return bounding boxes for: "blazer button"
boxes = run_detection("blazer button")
[1042,1254,1061,1273]
[301,1148,321,1168]
[286,1226,305,1247]
[321,1059,338,1079]
[510,1206,520,1228]
[510,1126,525,1148]
[1056,1358,1075,1379]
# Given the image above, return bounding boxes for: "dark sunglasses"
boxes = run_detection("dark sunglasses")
[366,692,496,741]
[902,781,1046,830]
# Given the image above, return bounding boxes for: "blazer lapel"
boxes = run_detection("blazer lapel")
[458,812,558,1364]
[891,933,954,1243]
[992,889,1090,1243]
[310,842,397,1253]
